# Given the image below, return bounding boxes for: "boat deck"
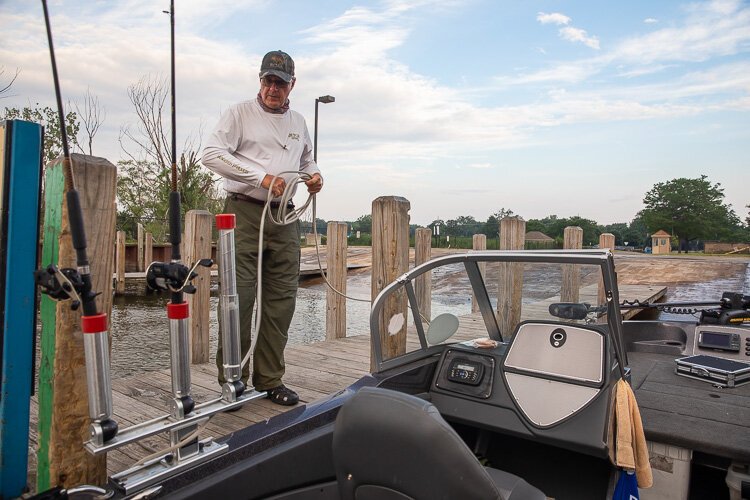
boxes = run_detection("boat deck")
[27,283,665,481]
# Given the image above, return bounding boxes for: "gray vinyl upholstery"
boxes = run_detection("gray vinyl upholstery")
[332,387,545,500]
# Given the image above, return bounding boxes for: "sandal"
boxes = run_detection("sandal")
[266,384,299,406]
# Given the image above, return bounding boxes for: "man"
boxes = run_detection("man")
[202,50,323,406]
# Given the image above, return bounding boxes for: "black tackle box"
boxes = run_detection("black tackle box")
[675,355,750,388]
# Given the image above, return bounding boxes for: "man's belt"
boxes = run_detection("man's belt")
[229,192,294,209]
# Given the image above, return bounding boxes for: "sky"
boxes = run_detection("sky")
[1,0,748,226]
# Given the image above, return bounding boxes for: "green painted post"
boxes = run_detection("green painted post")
[36,154,116,489]
[36,161,64,491]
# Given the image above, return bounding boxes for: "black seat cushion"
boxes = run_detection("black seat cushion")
[332,387,545,500]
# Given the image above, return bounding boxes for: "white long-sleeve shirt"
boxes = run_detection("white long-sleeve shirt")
[202,99,321,200]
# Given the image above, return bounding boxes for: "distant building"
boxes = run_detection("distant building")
[651,230,672,255]
[525,231,554,249]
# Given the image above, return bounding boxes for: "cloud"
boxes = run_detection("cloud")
[613,0,750,64]
[537,12,571,26]
[559,26,600,50]
[537,11,600,50]
[504,0,750,85]
[1,0,747,225]
[643,18,659,24]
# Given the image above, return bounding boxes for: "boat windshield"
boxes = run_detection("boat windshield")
[370,251,619,371]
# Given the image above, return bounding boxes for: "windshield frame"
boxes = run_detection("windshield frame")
[369,249,626,374]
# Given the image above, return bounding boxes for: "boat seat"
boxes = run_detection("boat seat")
[332,387,546,500]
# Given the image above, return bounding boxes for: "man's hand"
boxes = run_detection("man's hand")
[261,174,286,197]
[305,173,323,194]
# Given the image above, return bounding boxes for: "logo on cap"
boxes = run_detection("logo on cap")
[260,50,295,82]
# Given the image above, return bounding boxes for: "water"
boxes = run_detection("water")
[109,271,376,378]
[106,260,750,378]
[656,263,750,322]
[107,268,477,378]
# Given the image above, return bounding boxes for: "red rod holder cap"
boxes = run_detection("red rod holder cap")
[216,213,236,230]
[167,301,190,319]
[82,313,108,334]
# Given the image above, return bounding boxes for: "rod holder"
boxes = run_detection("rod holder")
[81,314,118,444]
[217,214,245,401]
[167,302,194,417]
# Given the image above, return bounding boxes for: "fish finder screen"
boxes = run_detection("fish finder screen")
[701,332,731,348]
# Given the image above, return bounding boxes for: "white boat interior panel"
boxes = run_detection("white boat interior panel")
[504,323,605,384]
[505,373,601,427]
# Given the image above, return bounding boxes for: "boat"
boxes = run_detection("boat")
[45,249,743,499]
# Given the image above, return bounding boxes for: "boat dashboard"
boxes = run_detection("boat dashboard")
[434,322,614,453]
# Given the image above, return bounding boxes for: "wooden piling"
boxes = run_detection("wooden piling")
[561,226,583,302]
[115,230,125,294]
[36,154,116,490]
[145,232,153,269]
[184,210,212,364]
[598,233,616,307]
[472,234,487,313]
[326,221,348,340]
[497,216,525,337]
[371,196,410,370]
[137,223,144,272]
[414,228,432,320]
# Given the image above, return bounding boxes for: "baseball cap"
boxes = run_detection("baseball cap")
[259,50,295,82]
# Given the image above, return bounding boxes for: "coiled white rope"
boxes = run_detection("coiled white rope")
[239,171,369,371]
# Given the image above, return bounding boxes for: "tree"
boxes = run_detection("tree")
[601,223,628,245]
[566,216,601,246]
[1,104,80,163]
[639,175,739,252]
[479,208,515,237]
[117,75,222,239]
[116,152,223,241]
[445,215,479,237]
[624,216,650,247]
[73,87,105,155]
[351,214,372,233]
[0,67,19,98]
[526,215,565,239]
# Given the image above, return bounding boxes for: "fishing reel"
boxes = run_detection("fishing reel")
[34,264,97,310]
[146,258,213,294]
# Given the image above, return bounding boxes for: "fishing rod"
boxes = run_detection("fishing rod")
[35,0,118,444]
[31,6,255,492]
[144,0,211,419]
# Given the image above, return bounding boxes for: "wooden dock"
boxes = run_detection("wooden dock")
[27,282,664,482]
[115,246,373,283]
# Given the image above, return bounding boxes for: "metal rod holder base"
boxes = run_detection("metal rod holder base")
[110,436,227,495]
[85,389,267,455]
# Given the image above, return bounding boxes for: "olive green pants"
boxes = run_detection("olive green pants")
[216,197,300,391]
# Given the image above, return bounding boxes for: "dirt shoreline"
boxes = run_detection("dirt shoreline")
[301,246,750,290]
[608,253,749,287]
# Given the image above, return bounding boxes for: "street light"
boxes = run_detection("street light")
[314,95,335,163]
